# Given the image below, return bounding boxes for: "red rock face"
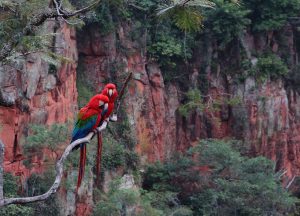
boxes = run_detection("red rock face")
[0,23,78,180]
[77,23,300,182]
[77,25,180,162]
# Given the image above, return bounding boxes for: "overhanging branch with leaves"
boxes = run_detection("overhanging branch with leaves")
[0,0,101,62]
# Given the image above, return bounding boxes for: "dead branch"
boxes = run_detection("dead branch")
[0,121,108,207]
[285,176,296,190]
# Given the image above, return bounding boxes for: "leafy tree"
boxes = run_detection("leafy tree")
[204,0,251,48]
[143,139,298,216]
[245,0,300,31]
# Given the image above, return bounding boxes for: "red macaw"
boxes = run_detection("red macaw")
[101,83,118,120]
[71,94,109,190]
[96,83,118,184]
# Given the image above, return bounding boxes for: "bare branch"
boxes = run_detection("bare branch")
[0,121,108,207]
[285,176,296,190]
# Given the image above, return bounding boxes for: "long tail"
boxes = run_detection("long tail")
[77,144,87,191]
[96,132,103,185]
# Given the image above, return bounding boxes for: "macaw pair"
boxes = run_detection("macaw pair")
[71,83,118,190]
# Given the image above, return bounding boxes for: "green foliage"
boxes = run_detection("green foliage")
[179,89,204,117]
[3,172,18,196]
[84,0,130,35]
[245,0,300,31]
[93,178,139,216]
[179,89,241,117]
[172,7,203,32]
[26,171,61,216]
[149,34,182,60]
[24,123,69,155]
[143,139,298,216]
[93,178,192,216]
[190,139,297,215]
[205,0,250,48]
[0,173,34,216]
[250,53,289,82]
[0,204,34,216]
[102,134,126,170]
[0,0,84,62]
[149,32,188,69]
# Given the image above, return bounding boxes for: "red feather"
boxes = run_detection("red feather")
[94,84,118,185]
[73,94,109,191]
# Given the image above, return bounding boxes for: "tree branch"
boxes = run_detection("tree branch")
[0,0,101,62]
[0,121,108,207]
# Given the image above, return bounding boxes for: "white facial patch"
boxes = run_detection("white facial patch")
[104,103,108,110]
[99,101,104,106]
[109,89,113,97]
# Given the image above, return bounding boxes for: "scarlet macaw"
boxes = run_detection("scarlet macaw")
[95,83,119,183]
[71,94,109,190]
[101,83,118,121]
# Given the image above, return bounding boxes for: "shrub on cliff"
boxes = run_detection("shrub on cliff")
[143,139,298,215]
[250,53,289,82]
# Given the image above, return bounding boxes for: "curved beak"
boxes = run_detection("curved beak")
[108,89,113,97]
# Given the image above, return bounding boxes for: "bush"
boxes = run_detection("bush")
[0,173,34,216]
[143,139,298,215]
[250,53,289,82]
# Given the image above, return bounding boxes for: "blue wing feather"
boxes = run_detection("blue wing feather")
[71,115,98,143]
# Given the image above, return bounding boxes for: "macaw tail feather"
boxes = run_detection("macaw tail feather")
[96,132,103,185]
[77,144,87,191]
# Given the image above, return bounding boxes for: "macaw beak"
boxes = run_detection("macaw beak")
[108,89,113,97]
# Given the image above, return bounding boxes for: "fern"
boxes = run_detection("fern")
[157,0,215,16]
[173,7,203,32]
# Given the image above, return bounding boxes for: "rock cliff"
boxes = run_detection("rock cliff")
[77,23,300,180]
[0,22,78,182]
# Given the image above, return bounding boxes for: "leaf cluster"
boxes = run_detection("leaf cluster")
[0,173,34,215]
[249,53,289,82]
